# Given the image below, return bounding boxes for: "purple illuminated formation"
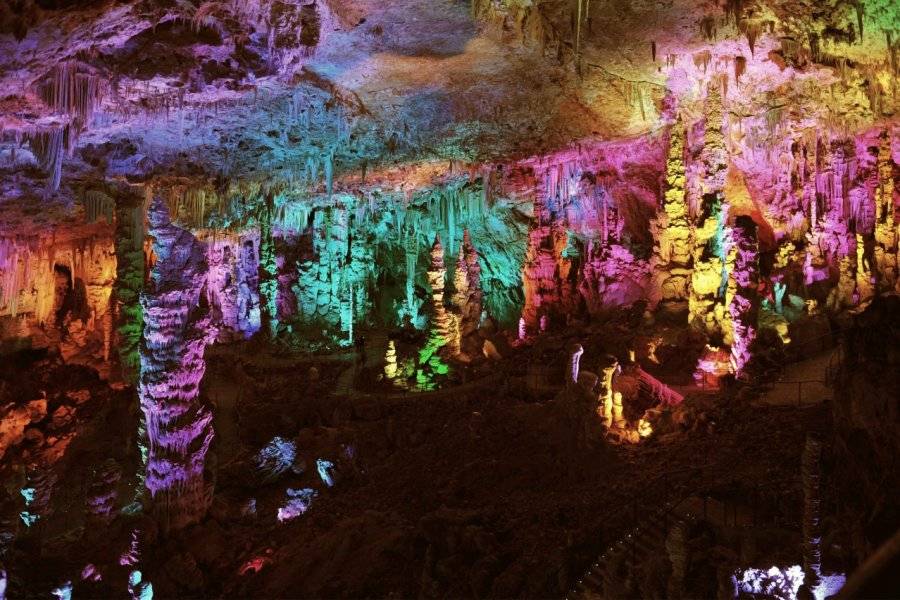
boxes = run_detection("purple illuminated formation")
[728,216,760,375]
[138,197,214,531]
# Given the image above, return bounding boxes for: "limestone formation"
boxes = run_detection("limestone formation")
[567,343,584,387]
[650,118,691,306]
[727,217,760,375]
[855,234,875,304]
[597,355,619,429]
[384,340,398,379]
[873,131,897,291]
[427,235,451,344]
[689,84,730,338]
[138,197,214,532]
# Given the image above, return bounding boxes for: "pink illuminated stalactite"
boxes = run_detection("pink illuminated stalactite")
[139,197,214,532]
[728,216,759,375]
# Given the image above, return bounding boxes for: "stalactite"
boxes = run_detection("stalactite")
[699,16,716,41]
[84,190,115,224]
[26,125,70,192]
[0,238,23,315]
[745,22,761,55]
[734,55,746,82]
[693,50,712,73]
[575,0,583,60]
[324,148,334,198]
[33,61,104,133]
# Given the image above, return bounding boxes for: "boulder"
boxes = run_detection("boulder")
[0,398,48,459]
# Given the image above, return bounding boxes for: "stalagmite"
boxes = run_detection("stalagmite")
[689,85,730,337]
[449,229,484,337]
[426,235,451,343]
[827,256,855,311]
[384,340,398,379]
[202,230,261,338]
[138,197,214,532]
[598,356,618,429]
[873,131,897,291]
[258,199,279,336]
[448,312,461,355]
[728,216,759,375]
[611,391,625,429]
[568,343,584,387]
[650,118,691,305]
[855,234,874,303]
[452,242,469,312]
[774,280,787,314]
[102,307,112,362]
[463,230,482,324]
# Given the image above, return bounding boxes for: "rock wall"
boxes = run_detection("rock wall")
[0,221,116,370]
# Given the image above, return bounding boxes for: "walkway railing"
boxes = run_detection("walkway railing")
[636,367,684,406]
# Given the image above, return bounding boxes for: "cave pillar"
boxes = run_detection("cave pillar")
[650,118,691,306]
[873,131,897,292]
[426,235,451,344]
[597,356,619,429]
[688,84,730,338]
[827,256,855,311]
[258,196,278,337]
[138,197,214,532]
[462,229,483,333]
[855,234,875,304]
[727,216,759,375]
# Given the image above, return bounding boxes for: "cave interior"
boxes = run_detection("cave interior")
[0,0,899,598]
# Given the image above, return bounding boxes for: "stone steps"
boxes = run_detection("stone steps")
[568,500,699,600]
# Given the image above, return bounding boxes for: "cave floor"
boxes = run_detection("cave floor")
[1,326,833,598]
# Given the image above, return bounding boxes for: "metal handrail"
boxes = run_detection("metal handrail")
[569,463,801,597]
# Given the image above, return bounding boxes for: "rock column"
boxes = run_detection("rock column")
[727,216,759,375]
[139,197,214,532]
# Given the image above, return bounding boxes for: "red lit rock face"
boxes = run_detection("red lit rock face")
[0,218,117,375]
